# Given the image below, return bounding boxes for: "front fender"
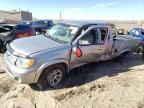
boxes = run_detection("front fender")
[34,58,69,83]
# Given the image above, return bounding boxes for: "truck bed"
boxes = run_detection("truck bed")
[113,35,141,55]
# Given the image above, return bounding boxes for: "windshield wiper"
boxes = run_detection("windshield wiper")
[43,34,67,43]
[50,36,68,43]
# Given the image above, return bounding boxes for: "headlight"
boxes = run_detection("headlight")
[16,57,35,68]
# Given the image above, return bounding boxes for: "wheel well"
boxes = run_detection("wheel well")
[37,63,68,82]
[57,63,68,72]
[122,51,130,54]
[35,62,69,84]
[43,63,68,74]
[120,51,130,56]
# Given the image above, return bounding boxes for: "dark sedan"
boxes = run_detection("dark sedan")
[0,24,36,53]
[128,28,144,41]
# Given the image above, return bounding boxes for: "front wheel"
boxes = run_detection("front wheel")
[37,64,65,90]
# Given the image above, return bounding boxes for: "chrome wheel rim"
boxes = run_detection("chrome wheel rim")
[47,69,63,87]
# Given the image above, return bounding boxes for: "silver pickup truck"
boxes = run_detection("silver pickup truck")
[4,22,141,89]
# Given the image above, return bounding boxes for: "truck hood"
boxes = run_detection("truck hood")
[10,35,65,56]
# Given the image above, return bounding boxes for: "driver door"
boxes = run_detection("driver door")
[70,26,110,69]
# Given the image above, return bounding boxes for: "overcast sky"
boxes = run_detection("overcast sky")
[0,0,143,20]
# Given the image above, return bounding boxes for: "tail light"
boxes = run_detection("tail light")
[73,47,82,57]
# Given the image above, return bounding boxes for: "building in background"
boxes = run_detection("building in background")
[0,10,32,23]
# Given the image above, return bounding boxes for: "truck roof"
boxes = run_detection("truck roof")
[58,21,114,27]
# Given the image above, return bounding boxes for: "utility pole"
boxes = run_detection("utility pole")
[60,11,62,21]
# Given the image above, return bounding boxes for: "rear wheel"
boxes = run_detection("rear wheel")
[37,64,65,90]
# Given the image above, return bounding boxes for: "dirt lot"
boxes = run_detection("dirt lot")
[0,54,144,108]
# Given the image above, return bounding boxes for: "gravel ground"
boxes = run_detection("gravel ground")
[0,56,15,98]
[0,54,144,108]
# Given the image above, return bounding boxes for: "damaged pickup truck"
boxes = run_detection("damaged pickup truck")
[4,22,141,89]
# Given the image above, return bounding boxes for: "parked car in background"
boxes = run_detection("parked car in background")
[128,28,144,41]
[19,21,32,25]
[0,24,35,53]
[1,24,15,31]
[0,26,11,33]
[128,28,144,53]
[4,22,141,89]
[32,20,53,34]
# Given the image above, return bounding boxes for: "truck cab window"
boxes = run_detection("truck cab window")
[99,28,108,43]
[79,29,97,45]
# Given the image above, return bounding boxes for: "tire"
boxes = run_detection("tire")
[37,64,65,90]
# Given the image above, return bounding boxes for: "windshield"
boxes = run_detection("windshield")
[45,24,79,43]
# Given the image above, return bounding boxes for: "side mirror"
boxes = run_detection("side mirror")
[73,46,82,57]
